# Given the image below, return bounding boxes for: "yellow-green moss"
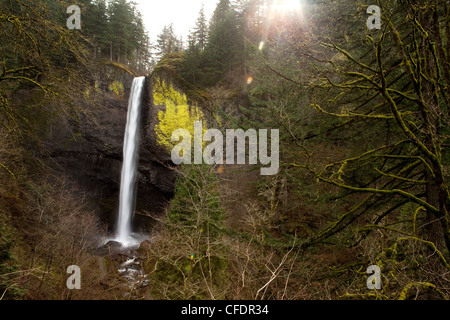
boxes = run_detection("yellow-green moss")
[153,79,207,151]
[109,81,124,96]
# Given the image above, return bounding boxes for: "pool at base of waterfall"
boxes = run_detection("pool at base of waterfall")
[103,232,150,250]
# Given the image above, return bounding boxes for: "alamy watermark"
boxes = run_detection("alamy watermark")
[171,122,279,176]
[366,265,382,290]
[67,5,81,30]
[367,5,381,30]
[66,265,81,290]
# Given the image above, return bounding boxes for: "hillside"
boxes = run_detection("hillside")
[0,0,449,301]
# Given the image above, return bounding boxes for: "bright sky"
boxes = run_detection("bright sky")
[133,0,218,43]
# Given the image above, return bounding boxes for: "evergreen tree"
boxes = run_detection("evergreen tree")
[182,31,202,86]
[193,4,208,51]
[180,0,246,87]
[237,0,266,42]
[180,4,210,87]
[130,9,153,72]
[108,0,134,62]
[156,24,182,59]
[204,8,245,85]
[75,0,151,66]
[82,0,109,58]
[210,0,231,28]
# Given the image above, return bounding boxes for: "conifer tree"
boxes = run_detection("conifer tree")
[194,4,208,51]
[204,7,245,85]
[156,24,182,59]
[82,0,109,58]
[210,0,231,28]
[108,0,134,62]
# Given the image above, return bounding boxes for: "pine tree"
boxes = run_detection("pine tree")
[82,0,109,58]
[194,4,208,51]
[108,0,134,62]
[180,0,246,87]
[210,0,231,28]
[204,7,245,85]
[129,9,152,72]
[156,24,182,59]
[181,4,209,86]
[237,0,266,42]
[182,31,202,86]
[80,0,148,65]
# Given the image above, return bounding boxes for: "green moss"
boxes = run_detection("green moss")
[109,81,124,96]
[153,79,206,151]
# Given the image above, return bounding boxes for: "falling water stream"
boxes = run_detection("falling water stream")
[95,77,149,294]
[115,76,146,247]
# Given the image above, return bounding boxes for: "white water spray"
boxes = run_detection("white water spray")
[116,77,146,247]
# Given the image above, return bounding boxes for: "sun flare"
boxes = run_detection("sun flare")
[273,0,302,13]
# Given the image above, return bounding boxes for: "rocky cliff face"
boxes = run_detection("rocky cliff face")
[47,65,177,230]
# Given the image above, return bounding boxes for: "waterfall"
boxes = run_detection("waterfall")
[116,76,146,247]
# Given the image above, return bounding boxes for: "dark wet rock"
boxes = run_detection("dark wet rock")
[90,240,128,257]
[105,240,123,249]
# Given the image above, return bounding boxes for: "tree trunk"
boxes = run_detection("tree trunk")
[424,173,446,252]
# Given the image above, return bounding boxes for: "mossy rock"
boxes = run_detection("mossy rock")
[109,80,125,97]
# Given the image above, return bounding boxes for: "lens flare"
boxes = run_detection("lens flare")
[273,0,302,13]
[258,41,265,51]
